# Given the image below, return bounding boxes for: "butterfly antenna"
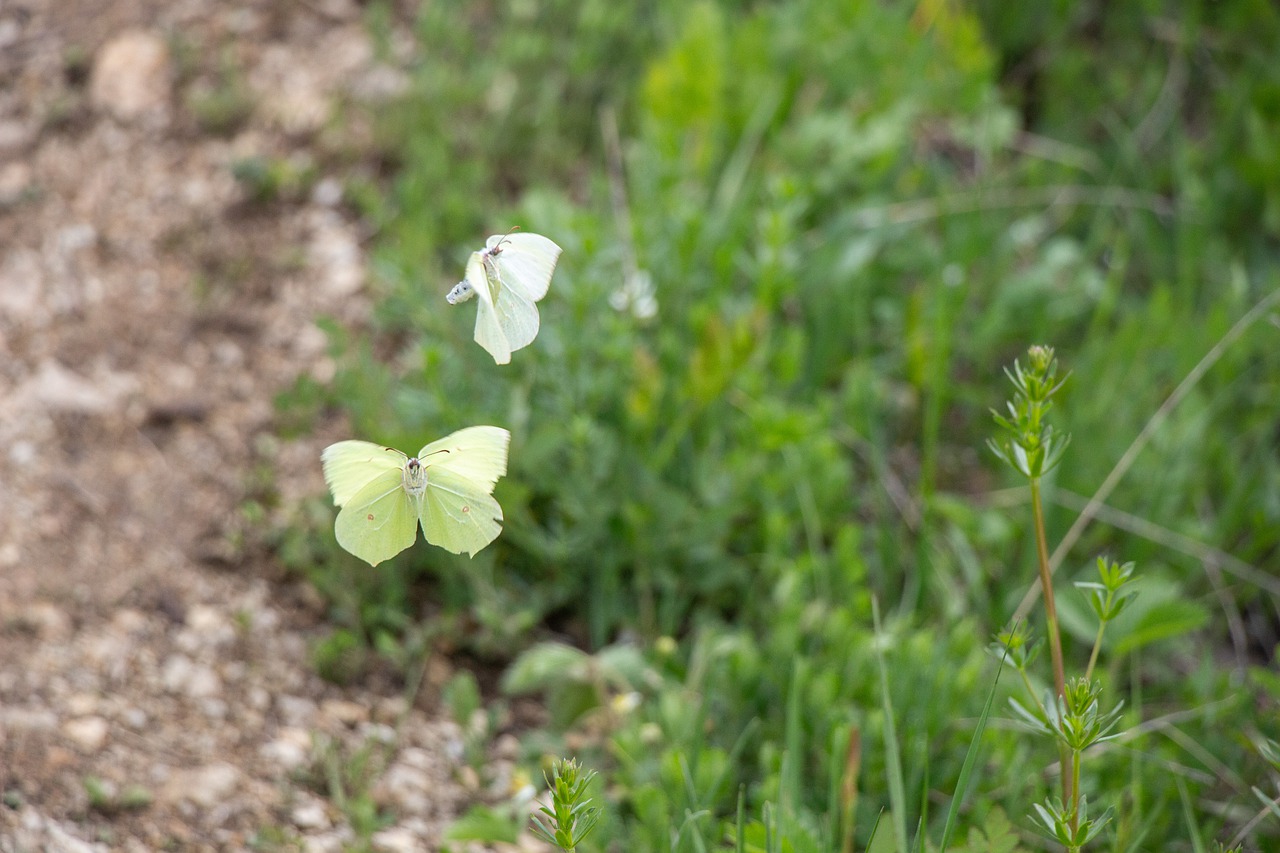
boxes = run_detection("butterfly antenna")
[492,225,520,254]
[420,447,452,466]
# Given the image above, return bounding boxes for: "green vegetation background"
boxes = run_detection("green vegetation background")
[278,1,1280,849]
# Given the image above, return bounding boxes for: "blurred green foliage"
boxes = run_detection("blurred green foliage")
[281,0,1280,849]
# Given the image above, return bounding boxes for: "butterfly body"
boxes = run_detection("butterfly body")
[321,426,511,565]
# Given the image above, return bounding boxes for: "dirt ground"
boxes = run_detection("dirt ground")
[0,1,526,850]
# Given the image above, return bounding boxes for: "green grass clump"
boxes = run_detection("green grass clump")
[280,0,1280,849]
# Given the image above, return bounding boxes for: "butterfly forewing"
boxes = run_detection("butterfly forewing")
[322,441,405,507]
[418,426,510,489]
[488,232,561,302]
[334,466,419,566]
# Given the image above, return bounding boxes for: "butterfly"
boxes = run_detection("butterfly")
[447,231,562,364]
[321,426,510,565]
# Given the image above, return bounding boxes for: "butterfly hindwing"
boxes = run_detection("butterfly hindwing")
[488,257,542,353]
[418,466,504,556]
[468,252,512,364]
[416,426,509,556]
[333,466,419,566]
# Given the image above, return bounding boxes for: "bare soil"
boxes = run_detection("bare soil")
[0,2,519,850]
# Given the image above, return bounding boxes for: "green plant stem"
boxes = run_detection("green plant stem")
[1085,622,1106,683]
[1029,479,1067,700]
[1030,477,1072,813]
[1017,668,1048,719]
[1071,746,1083,847]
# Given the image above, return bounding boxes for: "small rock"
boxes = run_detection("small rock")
[25,602,71,640]
[185,604,235,646]
[247,685,271,711]
[90,31,172,122]
[1,706,58,732]
[290,795,331,830]
[311,177,343,207]
[277,694,318,727]
[199,697,228,720]
[373,695,407,724]
[0,120,37,157]
[320,698,368,727]
[110,609,149,634]
[63,716,109,752]
[25,360,114,414]
[371,751,433,816]
[371,826,421,853]
[120,707,148,729]
[260,727,311,771]
[358,722,396,745]
[17,810,106,853]
[66,693,99,717]
[0,161,32,203]
[161,655,222,698]
[493,733,521,761]
[164,763,241,808]
[456,764,481,792]
[0,251,43,323]
[303,829,354,853]
[307,210,363,298]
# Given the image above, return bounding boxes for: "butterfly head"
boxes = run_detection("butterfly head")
[402,457,428,496]
[484,226,521,258]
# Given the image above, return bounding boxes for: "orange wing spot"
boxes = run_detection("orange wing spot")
[461,506,470,513]
[367,513,375,521]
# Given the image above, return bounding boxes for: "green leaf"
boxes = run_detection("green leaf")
[443,804,521,844]
[1111,598,1209,656]
[501,642,591,694]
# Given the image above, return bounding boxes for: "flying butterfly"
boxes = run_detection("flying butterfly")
[320,426,510,566]
[447,230,562,364]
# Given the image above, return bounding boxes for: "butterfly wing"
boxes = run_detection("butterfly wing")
[321,440,405,507]
[416,426,510,488]
[466,251,512,365]
[416,426,511,557]
[484,232,561,355]
[487,232,561,302]
[418,470,504,556]
[333,466,419,566]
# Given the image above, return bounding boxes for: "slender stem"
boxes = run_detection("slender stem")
[1071,746,1082,840]
[1029,479,1067,699]
[1085,621,1106,683]
[1030,477,1071,810]
[1018,668,1049,719]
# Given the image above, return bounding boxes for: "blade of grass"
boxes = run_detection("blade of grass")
[736,786,746,853]
[1175,775,1208,853]
[937,623,1014,851]
[781,660,806,821]
[872,597,909,853]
